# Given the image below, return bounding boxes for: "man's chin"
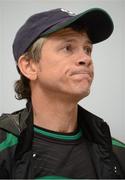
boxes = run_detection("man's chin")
[70,90,91,103]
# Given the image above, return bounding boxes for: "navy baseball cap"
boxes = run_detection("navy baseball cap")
[13,8,114,61]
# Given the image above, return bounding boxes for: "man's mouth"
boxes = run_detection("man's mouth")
[70,70,93,79]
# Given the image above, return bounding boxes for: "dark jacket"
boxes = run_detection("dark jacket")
[0,102,125,179]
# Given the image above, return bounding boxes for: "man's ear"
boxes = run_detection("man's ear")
[18,55,38,80]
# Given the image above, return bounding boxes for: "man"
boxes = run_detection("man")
[0,8,125,179]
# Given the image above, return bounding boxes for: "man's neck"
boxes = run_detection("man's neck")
[32,92,78,133]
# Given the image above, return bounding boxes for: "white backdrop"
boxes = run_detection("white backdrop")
[0,0,125,142]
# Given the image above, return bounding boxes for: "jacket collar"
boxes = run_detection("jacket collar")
[0,101,112,148]
[78,106,116,178]
[0,101,32,136]
[78,105,112,148]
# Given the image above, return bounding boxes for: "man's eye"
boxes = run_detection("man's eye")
[64,44,72,52]
[84,46,92,55]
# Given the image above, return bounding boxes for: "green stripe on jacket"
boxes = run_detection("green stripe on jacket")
[112,137,125,148]
[0,133,18,152]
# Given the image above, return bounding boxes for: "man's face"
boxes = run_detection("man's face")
[35,28,94,102]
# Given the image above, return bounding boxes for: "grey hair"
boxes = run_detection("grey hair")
[23,37,46,62]
[15,37,46,100]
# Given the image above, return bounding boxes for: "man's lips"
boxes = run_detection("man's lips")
[70,70,93,79]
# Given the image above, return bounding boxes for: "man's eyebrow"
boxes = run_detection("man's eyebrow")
[61,37,92,45]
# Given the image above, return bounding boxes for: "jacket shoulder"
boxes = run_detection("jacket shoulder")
[0,109,25,135]
[0,125,18,178]
[0,128,18,152]
[112,137,125,175]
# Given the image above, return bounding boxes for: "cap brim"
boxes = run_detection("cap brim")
[42,8,114,44]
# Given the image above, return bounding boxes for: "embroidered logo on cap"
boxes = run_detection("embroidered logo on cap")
[60,8,76,16]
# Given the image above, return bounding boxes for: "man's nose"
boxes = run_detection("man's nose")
[75,52,92,67]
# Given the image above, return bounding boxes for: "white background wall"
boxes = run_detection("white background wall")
[0,0,125,142]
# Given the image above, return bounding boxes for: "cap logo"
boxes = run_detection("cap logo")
[60,8,76,16]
